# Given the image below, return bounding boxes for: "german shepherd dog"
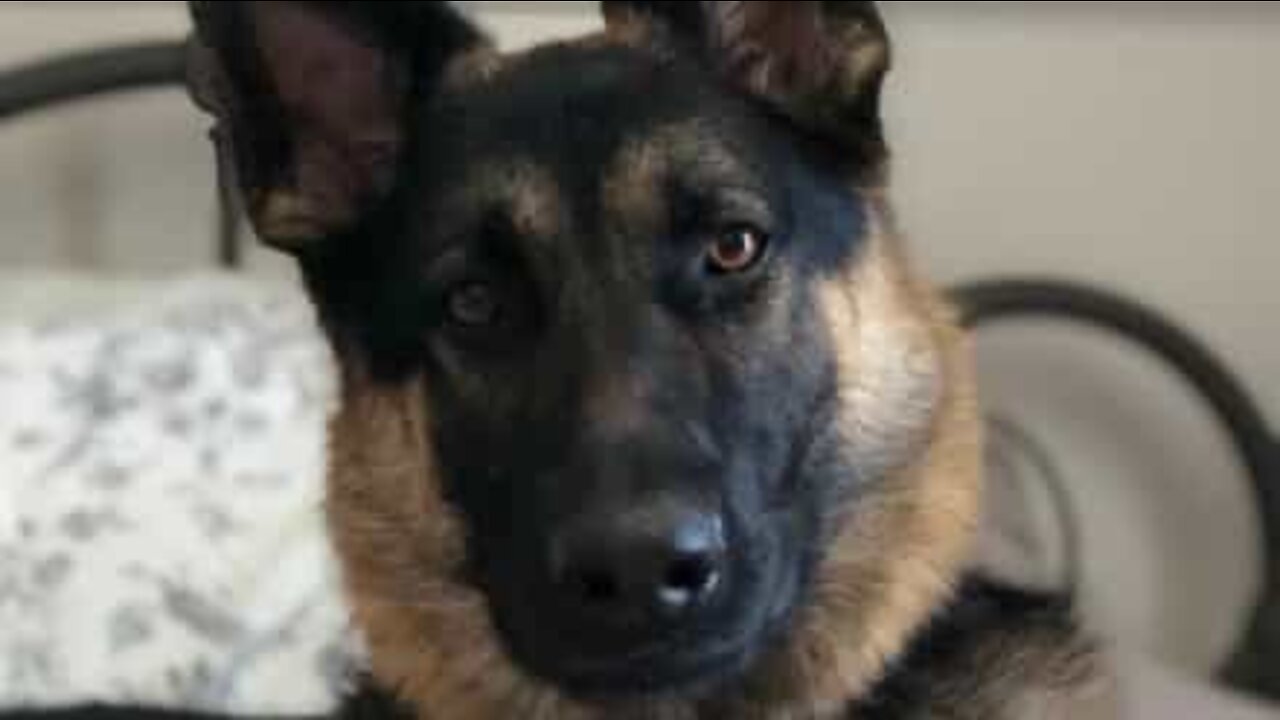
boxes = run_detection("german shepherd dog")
[182,2,1100,718]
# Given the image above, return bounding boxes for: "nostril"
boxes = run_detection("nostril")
[575,568,623,606]
[664,556,718,596]
[656,554,722,614]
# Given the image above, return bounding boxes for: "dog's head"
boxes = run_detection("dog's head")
[189,2,980,715]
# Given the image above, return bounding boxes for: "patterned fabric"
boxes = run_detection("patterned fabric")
[0,274,353,716]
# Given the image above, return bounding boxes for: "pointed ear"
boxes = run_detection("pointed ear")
[603,1,891,172]
[187,1,486,252]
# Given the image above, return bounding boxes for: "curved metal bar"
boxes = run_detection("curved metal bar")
[953,278,1280,699]
[0,42,187,122]
[0,40,242,269]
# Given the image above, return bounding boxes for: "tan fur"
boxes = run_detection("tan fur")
[602,123,766,237]
[447,161,563,242]
[253,189,330,248]
[500,164,563,241]
[324,187,997,718]
[327,359,549,719]
[599,7,681,58]
[831,21,891,101]
[759,231,982,714]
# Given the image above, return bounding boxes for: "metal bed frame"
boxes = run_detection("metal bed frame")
[1,37,1276,703]
[0,40,242,269]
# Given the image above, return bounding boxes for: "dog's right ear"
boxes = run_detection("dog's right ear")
[602,1,891,175]
[187,1,486,253]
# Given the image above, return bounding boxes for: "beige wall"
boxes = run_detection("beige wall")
[0,0,1276,680]
[0,2,206,270]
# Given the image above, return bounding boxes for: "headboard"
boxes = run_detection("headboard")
[0,40,242,269]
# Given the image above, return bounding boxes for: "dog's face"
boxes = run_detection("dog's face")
[190,2,979,714]
[390,49,864,695]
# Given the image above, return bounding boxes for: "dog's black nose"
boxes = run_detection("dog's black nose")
[550,501,728,628]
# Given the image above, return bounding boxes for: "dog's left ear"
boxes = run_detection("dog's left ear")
[603,1,891,171]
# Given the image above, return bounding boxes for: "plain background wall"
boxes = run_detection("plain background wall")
[0,1,1276,682]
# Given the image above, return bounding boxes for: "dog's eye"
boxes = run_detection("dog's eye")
[706,225,769,275]
[445,281,502,329]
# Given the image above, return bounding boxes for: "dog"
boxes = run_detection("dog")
[184,2,1100,718]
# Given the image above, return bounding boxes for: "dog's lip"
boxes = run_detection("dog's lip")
[550,632,755,697]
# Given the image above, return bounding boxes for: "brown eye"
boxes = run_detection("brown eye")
[446,281,501,329]
[706,226,768,275]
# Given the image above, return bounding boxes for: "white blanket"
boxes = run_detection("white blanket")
[0,273,351,715]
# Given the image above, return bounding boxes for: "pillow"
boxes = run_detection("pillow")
[0,273,352,716]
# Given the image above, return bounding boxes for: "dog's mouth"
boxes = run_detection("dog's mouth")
[490,589,781,701]
[548,631,759,699]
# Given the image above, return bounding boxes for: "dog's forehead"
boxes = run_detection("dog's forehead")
[441,41,704,140]
[418,41,767,212]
